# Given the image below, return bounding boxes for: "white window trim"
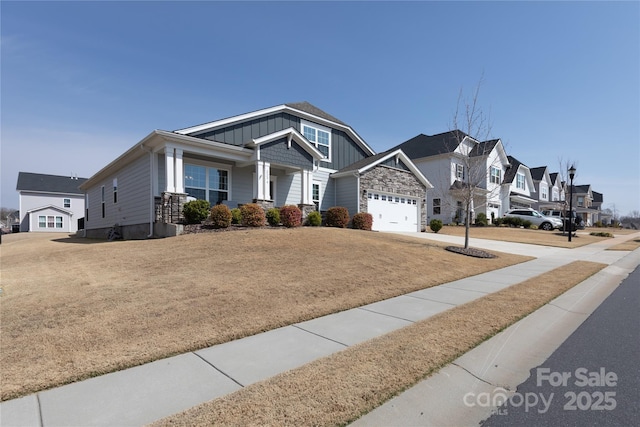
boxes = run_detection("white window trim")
[516,173,526,190]
[312,180,321,210]
[184,161,232,203]
[456,163,464,180]
[63,198,71,208]
[300,119,332,163]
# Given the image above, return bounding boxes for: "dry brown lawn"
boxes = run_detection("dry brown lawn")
[432,225,621,248]
[154,261,606,427]
[607,238,640,251]
[0,228,531,400]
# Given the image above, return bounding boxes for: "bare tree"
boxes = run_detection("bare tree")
[446,78,498,249]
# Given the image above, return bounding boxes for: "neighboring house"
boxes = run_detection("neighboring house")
[548,172,566,206]
[591,191,612,225]
[530,166,565,212]
[79,102,431,239]
[16,172,88,233]
[502,156,537,211]
[567,184,600,226]
[389,131,510,224]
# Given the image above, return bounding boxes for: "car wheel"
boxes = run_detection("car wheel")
[541,222,553,231]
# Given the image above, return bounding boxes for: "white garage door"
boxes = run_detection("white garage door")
[367,192,419,232]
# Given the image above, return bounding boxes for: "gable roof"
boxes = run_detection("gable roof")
[16,172,87,195]
[549,172,560,185]
[389,130,471,159]
[529,166,547,181]
[332,149,433,189]
[503,156,529,184]
[592,191,604,203]
[173,101,375,156]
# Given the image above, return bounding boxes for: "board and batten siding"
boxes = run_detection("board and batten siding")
[191,112,369,173]
[86,155,152,231]
[197,113,300,146]
[334,175,359,216]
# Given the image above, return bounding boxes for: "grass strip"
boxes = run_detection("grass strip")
[153,260,606,427]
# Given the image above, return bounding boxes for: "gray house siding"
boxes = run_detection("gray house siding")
[192,113,367,172]
[197,113,300,146]
[334,175,359,216]
[260,139,314,170]
[85,155,151,238]
[312,169,334,211]
[230,166,254,206]
[323,129,369,171]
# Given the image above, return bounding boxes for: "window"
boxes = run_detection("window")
[516,173,525,190]
[312,183,320,210]
[184,164,229,205]
[38,215,63,228]
[113,178,118,204]
[101,186,105,218]
[541,185,548,200]
[301,119,331,161]
[433,198,441,215]
[490,167,501,184]
[456,164,465,180]
[552,187,559,201]
[381,195,387,201]
[578,196,584,207]
[63,198,71,208]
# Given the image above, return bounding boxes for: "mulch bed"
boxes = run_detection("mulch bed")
[445,246,497,258]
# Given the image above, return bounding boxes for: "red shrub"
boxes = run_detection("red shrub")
[240,203,266,227]
[325,206,350,228]
[352,212,373,231]
[279,205,302,228]
[209,204,232,229]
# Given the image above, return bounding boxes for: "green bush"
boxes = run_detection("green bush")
[306,210,322,226]
[325,206,350,228]
[503,216,532,228]
[182,199,210,224]
[240,203,266,227]
[475,212,488,226]
[352,212,373,230]
[430,219,443,233]
[209,204,232,229]
[230,208,242,225]
[280,205,302,228]
[266,208,281,226]
[493,217,504,227]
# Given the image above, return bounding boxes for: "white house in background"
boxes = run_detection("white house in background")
[389,130,510,224]
[79,102,432,239]
[501,156,537,211]
[16,172,88,233]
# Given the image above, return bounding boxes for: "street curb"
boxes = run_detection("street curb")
[352,249,640,426]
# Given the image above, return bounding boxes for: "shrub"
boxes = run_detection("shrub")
[325,206,350,228]
[493,217,504,227]
[306,210,322,226]
[475,213,488,227]
[209,204,232,229]
[280,205,302,228]
[182,199,210,224]
[230,208,242,225]
[430,219,443,233]
[240,203,266,227]
[266,208,281,226]
[590,231,613,238]
[352,212,373,231]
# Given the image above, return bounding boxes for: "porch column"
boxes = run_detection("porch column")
[256,161,266,200]
[174,148,184,193]
[263,162,271,200]
[165,147,175,192]
[301,169,313,205]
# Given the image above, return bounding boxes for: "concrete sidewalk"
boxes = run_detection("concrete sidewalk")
[2,232,639,427]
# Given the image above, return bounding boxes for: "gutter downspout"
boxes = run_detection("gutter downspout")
[141,143,154,238]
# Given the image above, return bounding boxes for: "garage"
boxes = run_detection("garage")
[367,192,419,232]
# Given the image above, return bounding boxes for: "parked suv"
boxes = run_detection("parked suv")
[503,208,563,231]
[541,209,585,230]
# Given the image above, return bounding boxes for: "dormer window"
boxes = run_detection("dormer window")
[301,119,331,162]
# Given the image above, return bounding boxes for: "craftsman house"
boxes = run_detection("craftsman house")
[79,102,432,239]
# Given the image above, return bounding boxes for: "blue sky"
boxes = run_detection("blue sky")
[2,1,639,217]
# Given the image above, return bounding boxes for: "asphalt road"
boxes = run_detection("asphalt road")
[481,265,640,427]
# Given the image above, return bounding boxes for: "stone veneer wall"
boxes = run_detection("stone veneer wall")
[359,166,427,229]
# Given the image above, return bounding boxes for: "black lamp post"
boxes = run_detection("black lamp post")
[568,165,576,242]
